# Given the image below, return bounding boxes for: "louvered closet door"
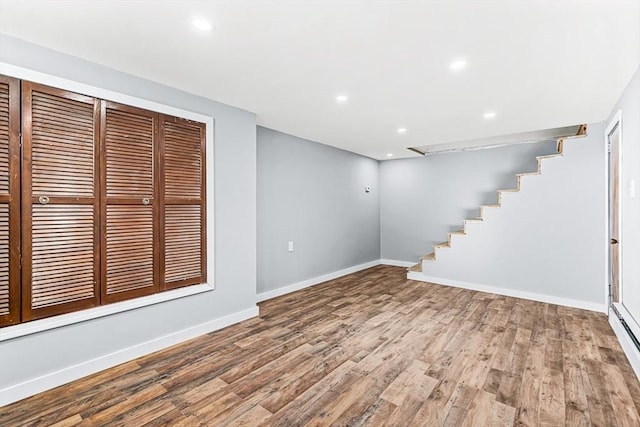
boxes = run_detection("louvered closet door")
[22,82,100,321]
[160,116,206,290]
[101,102,158,303]
[0,76,20,327]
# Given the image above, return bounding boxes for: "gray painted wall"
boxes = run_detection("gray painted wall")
[0,35,257,391]
[380,141,557,262]
[257,127,380,294]
[410,127,607,307]
[609,67,640,326]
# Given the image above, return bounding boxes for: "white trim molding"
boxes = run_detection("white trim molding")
[407,272,607,313]
[380,259,415,268]
[257,260,381,302]
[0,284,214,342]
[609,311,640,380]
[0,306,258,407]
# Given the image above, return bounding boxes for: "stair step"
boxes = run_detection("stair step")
[465,217,483,222]
[481,204,500,209]
[448,230,465,237]
[408,262,422,272]
[421,252,435,261]
[516,172,540,177]
[537,154,562,160]
[497,188,519,193]
[434,241,450,248]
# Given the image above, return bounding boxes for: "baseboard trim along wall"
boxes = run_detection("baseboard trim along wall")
[257,260,381,302]
[0,306,259,407]
[379,259,415,268]
[407,272,607,313]
[609,312,640,380]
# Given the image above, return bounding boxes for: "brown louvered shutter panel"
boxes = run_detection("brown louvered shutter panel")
[160,115,206,290]
[0,76,20,327]
[21,82,100,321]
[101,102,158,303]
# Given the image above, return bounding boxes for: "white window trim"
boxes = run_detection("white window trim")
[0,283,214,341]
[0,62,216,341]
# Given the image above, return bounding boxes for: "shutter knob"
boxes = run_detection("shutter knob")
[142,198,150,205]
[38,195,50,205]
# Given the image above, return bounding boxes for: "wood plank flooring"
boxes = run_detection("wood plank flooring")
[1,265,639,426]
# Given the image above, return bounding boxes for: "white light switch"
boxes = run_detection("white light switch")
[288,241,294,252]
[630,179,636,199]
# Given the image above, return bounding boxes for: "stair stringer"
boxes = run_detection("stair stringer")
[408,136,605,308]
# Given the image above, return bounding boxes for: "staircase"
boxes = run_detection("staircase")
[407,125,587,277]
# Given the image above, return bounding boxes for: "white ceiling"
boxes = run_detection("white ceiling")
[0,1,638,160]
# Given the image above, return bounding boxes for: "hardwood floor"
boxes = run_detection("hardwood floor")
[1,265,639,426]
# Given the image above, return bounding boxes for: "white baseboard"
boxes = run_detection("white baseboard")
[407,272,607,313]
[0,306,259,407]
[380,259,414,268]
[609,312,640,380]
[257,260,381,302]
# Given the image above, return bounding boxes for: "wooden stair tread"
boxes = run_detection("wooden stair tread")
[408,262,422,272]
[434,241,450,248]
[537,154,562,160]
[481,204,500,209]
[421,252,435,261]
[498,188,519,193]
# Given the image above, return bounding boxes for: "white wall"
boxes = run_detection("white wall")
[0,35,258,404]
[257,127,380,296]
[609,67,640,328]
[407,128,606,310]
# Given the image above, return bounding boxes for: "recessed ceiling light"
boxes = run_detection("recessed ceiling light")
[397,127,407,134]
[387,153,394,157]
[449,59,467,72]
[336,95,348,103]
[192,17,214,32]
[483,111,496,119]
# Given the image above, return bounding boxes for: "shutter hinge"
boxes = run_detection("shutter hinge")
[608,142,611,153]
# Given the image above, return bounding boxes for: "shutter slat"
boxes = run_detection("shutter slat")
[30,205,96,310]
[165,205,202,283]
[105,108,153,198]
[31,90,95,197]
[164,121,203,199]
[106,206,154,295]
[0,82,9,196]
[0,205,8,316]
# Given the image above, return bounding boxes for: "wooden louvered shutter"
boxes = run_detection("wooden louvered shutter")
[0,76,20,327]
[21,82,100,321]
[160,116,206,290]
[100,102,158,303]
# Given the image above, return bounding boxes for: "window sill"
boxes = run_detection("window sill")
[0,283,214,342]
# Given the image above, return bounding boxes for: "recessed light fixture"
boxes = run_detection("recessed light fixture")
[449,59,467,72]
[192,17,214,32]
[387,153,394,157]
[335,95,348,103]
[483,111,496,119]
[397,127,407,134]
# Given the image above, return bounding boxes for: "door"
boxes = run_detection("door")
[0,76,21,327]
[608,115,621,308]
[21,82,101,321]
[100,101,158,303]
